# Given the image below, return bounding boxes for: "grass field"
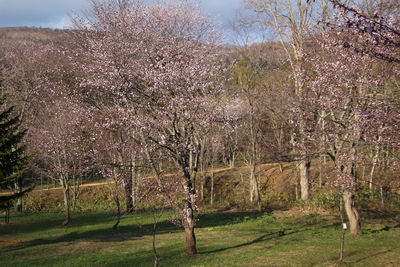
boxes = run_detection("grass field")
[1,209,399,266]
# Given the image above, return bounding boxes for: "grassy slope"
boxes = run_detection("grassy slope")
[1,210,399,267]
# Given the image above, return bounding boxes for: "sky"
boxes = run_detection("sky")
[0,0,243,29]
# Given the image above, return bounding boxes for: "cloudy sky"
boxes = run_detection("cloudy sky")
[0,0,243,29]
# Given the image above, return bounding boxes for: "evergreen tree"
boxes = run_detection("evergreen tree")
[0,97,30,222]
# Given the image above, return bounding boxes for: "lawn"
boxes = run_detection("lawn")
[1,210,399,266]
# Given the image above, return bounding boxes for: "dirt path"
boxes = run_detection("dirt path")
[0,166,233,196]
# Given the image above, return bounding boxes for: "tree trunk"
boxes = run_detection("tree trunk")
[182,170,197,255]
[210,168,214,206]
[5,205,10,224]
[369,149,380,191]
[339,196,345,261]
[318,156,323,188]
[184,218,197,255]
[62,182,71,225]
[249,162,261,210]
[112,192,121,229]
[229,152,235,168]
[200,171,206,201]
[14,182,23,212]
[342,190,361,235]
[71,174,81,211]
[124,171,134,213]
[299,159,311,201]
[131,157,137,209]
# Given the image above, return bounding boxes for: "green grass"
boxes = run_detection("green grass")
[1,210,399,266]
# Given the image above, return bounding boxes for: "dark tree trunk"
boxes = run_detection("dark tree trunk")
[4,204,10,224]
[112,192,121,229]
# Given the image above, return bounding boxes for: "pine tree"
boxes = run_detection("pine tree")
[0,97,30,222]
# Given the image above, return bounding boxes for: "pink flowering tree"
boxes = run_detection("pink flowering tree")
[306,2,400,233]
[30,94,92,225]
[89,106,143,227]
[323,0,399,63]
[69,0,225,254]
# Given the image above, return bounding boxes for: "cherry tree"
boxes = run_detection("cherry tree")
[69,0,225,254]
[323,0,400,63]
[306,15,399,234]
[308,0,400,235]
[89,106,143,226]
[30,93,92,225]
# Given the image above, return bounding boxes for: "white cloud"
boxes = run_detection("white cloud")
[51,15,73,29]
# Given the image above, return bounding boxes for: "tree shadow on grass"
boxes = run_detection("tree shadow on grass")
[352,248,394,263]
[201,220,340,255]
[0,212,117,237]
[196,211,262,228]
[0,211,264,253]
[102,244,187,267]
[1,221,178,253]
[202,229,306,254]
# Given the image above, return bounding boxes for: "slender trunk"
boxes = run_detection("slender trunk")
[62,180,71,225]
[369,164,376,191]
[342,190,361,235]
[339,196,345,261]
[380,186,385,207]
[199,138,208,202]
[319,110,327,188]
[248,119,261,207]
[182,169,197,255]
[319,156,323,188]
[71,174,80,211]
[369,144,380,191]
[124,170,134,213]
[131,157,137,209]
[112,191,121,229]
[152,219,161,267]
[14,182,23,212]
[111,164,121,229]
[200,171,206,201]
[229,158,233,168]
[249,162,261,210]
[362,165,366,181]
[250,164,254,203]
[299,159,311,201]
[210,168,214,206]
[5,205,10,224]
[230,130,238,169]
